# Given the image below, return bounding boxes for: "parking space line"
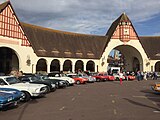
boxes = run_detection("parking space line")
[113,109,117,115]
[112,100,115,103]
[152,101,157,105]
[59,106,65,111]
[71,97,75,101]
[153,111,160,113]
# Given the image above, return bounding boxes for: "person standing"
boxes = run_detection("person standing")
[119,71,123,85]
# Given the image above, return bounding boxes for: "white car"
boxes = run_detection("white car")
[48,72,75,86]
[113,73,125,80]
[0,76,48,102]
[78,73,96,83]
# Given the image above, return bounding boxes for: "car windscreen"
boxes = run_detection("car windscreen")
[41,76,50,80]
[6,77,21,84]
[30,76,40,81]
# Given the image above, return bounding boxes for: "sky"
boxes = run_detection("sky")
[1,0,160,36]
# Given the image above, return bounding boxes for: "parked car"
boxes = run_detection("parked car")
[18,75,56,92]
[66,73,88,84]
[78,73,96,83]
[113,73,125,81]
[36,75,67,89]
[48,72,75,86]
[0,88,23,109]
[151,83,160,94]
[98,72,115,81]
[0,76,48,102]
[0,87,24,101]
[89,72,108,82]
[124,75,136,80]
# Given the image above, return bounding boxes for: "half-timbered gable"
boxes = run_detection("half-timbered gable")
[106,13,139,43]
[0,1,30,46]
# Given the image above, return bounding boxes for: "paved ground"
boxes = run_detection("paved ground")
[0,79,160,120]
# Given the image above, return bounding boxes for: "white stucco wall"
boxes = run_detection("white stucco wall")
[1,36,159,74]
[99,38,150,72]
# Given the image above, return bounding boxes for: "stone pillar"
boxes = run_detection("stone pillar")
[83,62,87,71]
[60,61,63,72]
[47,60,51,73]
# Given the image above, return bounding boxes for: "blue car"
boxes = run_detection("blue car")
[0,88,23,109]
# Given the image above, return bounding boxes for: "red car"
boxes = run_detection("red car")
[98,72,115,81]
[89,72,107,82]
[67,73,88,84]
[125,75,135,80]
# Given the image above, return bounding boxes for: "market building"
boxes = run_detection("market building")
[0,1,160,74]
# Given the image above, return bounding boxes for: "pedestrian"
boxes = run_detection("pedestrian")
[143,72,147,80]
[136,71,141,81]
[119,71,123,85]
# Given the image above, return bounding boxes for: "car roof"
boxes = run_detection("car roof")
[0,76,14,79]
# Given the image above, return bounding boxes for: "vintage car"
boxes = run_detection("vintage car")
[124,75,136,80]
[98,72,115,81]
[0,76,48,102]
[36,75,67,89]
[78,73,96,83]
[151,83,160,93]
[0,88,23,109]
[18,75,56,92]
[113,73,125,81]
[66,73,88,84]
[48,72,75,86]
[0,87,24,101]
[89,72,108,82]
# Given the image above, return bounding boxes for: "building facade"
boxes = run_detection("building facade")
[0,1,160,74]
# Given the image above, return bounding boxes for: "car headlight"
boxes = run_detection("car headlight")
[59,81,64,85]
[8,97,13,102]
[40,87,48,92]
[35,88,40,93]
[51,84,56,88]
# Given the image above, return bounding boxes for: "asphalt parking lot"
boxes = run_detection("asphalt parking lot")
[0,79,160,120]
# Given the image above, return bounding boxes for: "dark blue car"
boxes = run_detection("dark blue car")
[0,88,23,109]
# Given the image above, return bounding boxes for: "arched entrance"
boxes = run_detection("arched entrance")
[155,61,160,72]
[36,58,47,72]
[133,57,140,72]
[75,60,84,72]
[86,60,95,72]
[107,45,142,72]
[0,47,19,75]
[63,60,72,72]
[50,59,60,72]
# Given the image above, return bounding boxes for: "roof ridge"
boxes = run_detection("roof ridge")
[21,22,105,37]
[0,1,10,12]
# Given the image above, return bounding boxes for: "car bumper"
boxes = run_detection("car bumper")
[0,101,18,109]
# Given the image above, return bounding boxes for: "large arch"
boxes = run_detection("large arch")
[86,60,95,72]
[63,60,72,72]
[75,60,84,72]
[155,61,160,72]
[50,59,60,72]
[0,47,19,75]
[107,45,143,72]
[36,58,47,73]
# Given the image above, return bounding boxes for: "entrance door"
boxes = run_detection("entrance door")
[0,47,19,75]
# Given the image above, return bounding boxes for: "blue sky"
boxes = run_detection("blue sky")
[1,0,160,36]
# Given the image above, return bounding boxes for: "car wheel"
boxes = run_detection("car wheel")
[46,86,51,93]
[116,77,119,81]
[76,80,81,84]
[22,91,31,102]
[66,81,70,87]
[96,78,100,82]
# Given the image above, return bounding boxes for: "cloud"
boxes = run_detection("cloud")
[0,0,160,35]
